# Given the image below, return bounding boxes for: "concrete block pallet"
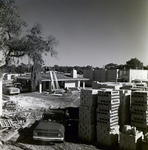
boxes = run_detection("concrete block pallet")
[119,132,143,150]
[142,133,148,150]
[79,89,98,142]
[96,89,120,146]
[131,91,148,133]
[0,119,14,128]
[81,89,99,95]
[119,125,143,150]
[118,107,131,126]
[142,141,148,150]
[119,90,131,107]
[97,103,120,110]
[97,108,118,119]
[97,125,119,146]
[78,123,96,141]
[97,124,119,133]
[80,89,98,107]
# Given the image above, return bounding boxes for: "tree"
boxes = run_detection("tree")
[0,0,27,66]
[105,63,117,69]
[126,58,143,69]
[0,1,59,91]
[15,63,28,74]
[5,64,16,73]
[25,23,58,91]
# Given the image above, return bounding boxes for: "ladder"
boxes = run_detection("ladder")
[50,71,60,91]
[53,71,60,89]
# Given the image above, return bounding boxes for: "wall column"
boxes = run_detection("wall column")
[82,81,85,89]
[39,82,42,93]
[77,81,80,88]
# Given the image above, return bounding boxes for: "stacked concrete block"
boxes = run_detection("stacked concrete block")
[97,125,119,146]
[78,123,96,141]
[78,89,98,141]
[80,89,98,106]
[119,125,143,150]
[142,133,148,150]
[92,81,122,90]
[131,91,148,133]
[79,106,96,124]
[97,89,120,146]
[119,90,131,131]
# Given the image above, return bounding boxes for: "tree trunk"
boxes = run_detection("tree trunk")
[31,64,41,92]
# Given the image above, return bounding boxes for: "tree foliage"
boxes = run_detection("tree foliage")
[0,0,59,91]
[126,58,143,69]
[0,0,27,66]
[105,63,117,69]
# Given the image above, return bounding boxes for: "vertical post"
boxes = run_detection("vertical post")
[0,80,2,116]
[39,82,42,93]
[77,81,80,88]
[83,81,85,89]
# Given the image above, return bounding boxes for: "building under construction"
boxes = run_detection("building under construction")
[15,70,89,93]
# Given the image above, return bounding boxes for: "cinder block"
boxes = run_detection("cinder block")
[78,123,96,141]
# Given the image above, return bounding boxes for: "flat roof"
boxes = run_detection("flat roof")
[16,73,89,82]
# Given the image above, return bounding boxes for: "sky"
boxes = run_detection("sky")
[13,0,148,67]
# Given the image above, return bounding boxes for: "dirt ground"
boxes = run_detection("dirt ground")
[0,91,109,150]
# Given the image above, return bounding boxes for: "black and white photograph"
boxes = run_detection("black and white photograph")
[0,0,148,149]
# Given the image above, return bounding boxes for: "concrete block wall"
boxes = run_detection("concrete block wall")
[96,89,120,146]
[129,69,148,82]
[119,125,143,150]
[131,91,148,133]
[83,69,94,86]
[93,69,106,82]
[78,89,98,142]
[106,69,118,82]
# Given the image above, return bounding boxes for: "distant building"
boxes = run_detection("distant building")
[106,69,119,82]
[93,69,106,82]
[83,69,148,85]
[83,68,94,86]
[83,69,119,86]
[118,69,148,82]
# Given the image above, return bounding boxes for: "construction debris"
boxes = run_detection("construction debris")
[0,119,14,128]
[4,101,17,111]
